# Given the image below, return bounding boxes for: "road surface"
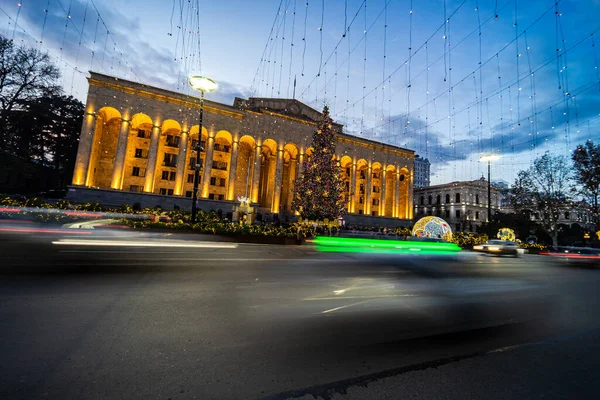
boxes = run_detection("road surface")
[1,226,599,399]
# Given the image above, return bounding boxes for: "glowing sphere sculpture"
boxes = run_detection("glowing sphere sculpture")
[412,216,453,241]
[497,228,516,242]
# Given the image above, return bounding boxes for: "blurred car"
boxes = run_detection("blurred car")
[541,246,600,267]
[473,239,524,256]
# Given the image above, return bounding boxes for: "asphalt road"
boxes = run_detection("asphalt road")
[1,226,599,399]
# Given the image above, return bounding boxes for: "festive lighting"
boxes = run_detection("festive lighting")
[292,105,345,220]
[188,75,217,92]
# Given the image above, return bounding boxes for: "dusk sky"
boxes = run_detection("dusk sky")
[2,0,599,185]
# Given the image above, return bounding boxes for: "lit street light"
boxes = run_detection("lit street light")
[480,154,500,238]
[188,75,217,223]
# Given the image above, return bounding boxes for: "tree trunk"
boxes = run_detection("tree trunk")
[552,230,559,250]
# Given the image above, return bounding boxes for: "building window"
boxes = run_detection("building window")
[132,166,146,177]
[161,170,169,180]
[420,196,424,205]
[165,134,180,148]
[372,198,380,206]
[436,195,441,204]
[212,161,228,171]
[185,191,192,198]
[371,211,378,216]
[399,174,405,181]
[163,153,178,167]
[359,184,365,194]
[187,173,194,183]
[373,172,381,179]
[159,188,167,195]
[208,193,215,200]
[210,177,217,186]
[218,194,225,200]
[359,171,366,179]
[170,171,176,181]
[475,194,480,204]
[359,197,364,204]
[130,185,143,192]
[219,178,226,187]
[445,210,450,218]
[137,129,148,138]
[428,195,432,205]
[345,167,351,176]
[455,210,461,219]
[161,170,175,181]
[188,158,203,170]
[565,212,570,219]
[456,193,461,203]
[475,211,480,220]
[372,186,380,193]
[445,194,450,204]
[134,148,148,158]
[358,209,363,215]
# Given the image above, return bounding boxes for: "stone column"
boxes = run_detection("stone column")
[349,162,357,213]
[365,165,372,215]
[227,140,239,200]
[395,169,401,218]
[251,144,262,203]
[201,135,215,198]
[297,152,304,178]
[72,113,97,186]
[380,169,387,217]
[111,118,131,190]
[144,124,161,193]
[288,158,298,211]
[408,168,414,219]
[174,131,188,196]
[272,148,284,213]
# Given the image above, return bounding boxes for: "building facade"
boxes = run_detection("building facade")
[413,156,430,188]
[70,72,415,221]
[413,178,503,231]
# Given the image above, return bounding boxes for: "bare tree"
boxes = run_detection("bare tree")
[510,153,572,249]
[0,35,60,147]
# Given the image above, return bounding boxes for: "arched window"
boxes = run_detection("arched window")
[445,194,450,204]
[428,195,432,205]
[564,212,570,220]
[436,195,441,204]
[456,193,461,203]
[475,194,479,204]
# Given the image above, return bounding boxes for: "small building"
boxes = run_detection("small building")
[413,177,503,232]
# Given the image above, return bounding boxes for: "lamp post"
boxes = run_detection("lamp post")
[479,154,500,238]
[188,75,217,223]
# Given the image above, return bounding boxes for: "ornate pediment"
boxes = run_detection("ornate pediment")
[233,97,343,130]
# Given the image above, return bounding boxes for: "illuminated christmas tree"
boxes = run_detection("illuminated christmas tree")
[292,105,346,220]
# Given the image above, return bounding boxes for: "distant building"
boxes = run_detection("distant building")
[414,177,503,232]
[501,201,595,230]
[414,156,430,188]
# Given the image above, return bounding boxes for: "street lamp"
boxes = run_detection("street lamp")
[480,154,500,238]
[188,75,217,223]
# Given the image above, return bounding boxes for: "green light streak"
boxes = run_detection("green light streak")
[313,236,461,253]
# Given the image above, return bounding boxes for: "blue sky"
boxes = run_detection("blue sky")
[2,0,600,185]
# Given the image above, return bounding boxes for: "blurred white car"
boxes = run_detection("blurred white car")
[473,240,525,257]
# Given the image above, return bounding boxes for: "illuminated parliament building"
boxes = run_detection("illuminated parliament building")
[69,72,415,225]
